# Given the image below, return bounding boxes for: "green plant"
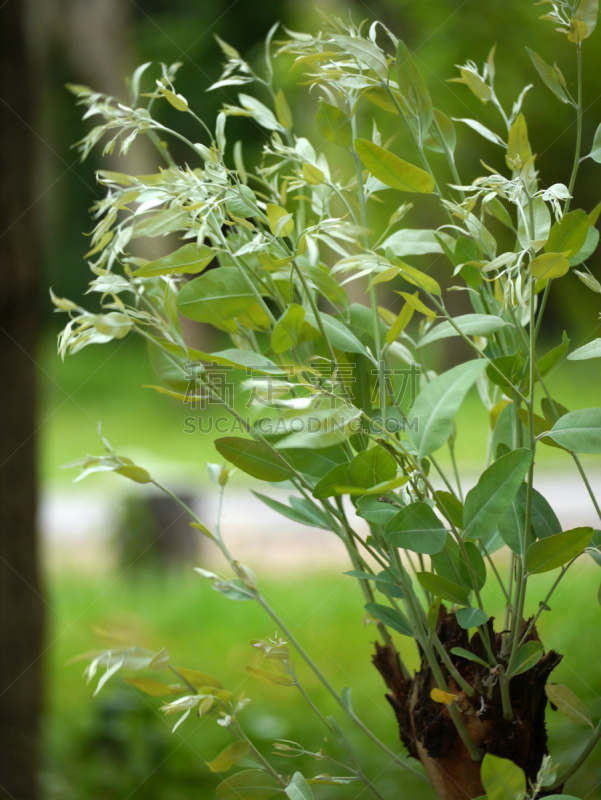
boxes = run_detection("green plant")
[55,4,601,799]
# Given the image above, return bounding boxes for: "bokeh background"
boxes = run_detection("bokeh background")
[2,1,601,799]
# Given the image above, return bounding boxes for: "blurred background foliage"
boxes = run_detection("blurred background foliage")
[25,0,601,798]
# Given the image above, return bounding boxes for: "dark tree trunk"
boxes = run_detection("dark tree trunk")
[373,608,561,800]
[0,3,44,799]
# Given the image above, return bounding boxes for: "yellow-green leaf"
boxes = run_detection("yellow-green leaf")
[545,683,594,727]
[386,302,414,345]
[275,88,293,129]
[207,741,251,773]
[160,88,188,111]
[302,163,325,185]
[506,113,532,170]
[354,139,434,194]
[568,16,589,41]
[245,666,294,686]
[398,261,442,295]
[133,243,215,277]
[126,678,185,696]
[397,291,436,318]
[315,99,352,149]
[529,252,570,280]
[266,203,294,237]
[175,667,222,689]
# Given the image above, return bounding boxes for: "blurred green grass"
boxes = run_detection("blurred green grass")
[44,563,601,800]
[40,333,601,487]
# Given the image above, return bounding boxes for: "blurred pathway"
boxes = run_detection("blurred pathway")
[40,468,601,573]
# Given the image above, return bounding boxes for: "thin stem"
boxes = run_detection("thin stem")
[506,283,537,681]
[254,596,429,781]
[564,42,583,215]
[350,115,387,426]
[546,719,601,791]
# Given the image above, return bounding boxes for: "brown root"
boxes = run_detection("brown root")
[372,607,562,800]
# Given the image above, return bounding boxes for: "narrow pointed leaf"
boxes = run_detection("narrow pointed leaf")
[463,449,533,540]
[409,360,487,457]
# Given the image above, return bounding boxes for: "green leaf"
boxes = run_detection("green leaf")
[463,449,533,540]
[174,667,222,689]
[331,34,389,80]
[132,243,215,276]
[526,527,592,573]
[431,540,486,591]
[132,207,189,238]
[285,772,315,800]
[418,314,508,347]
[395,260,442,295]
[225,185,257,218]
[354,139,434,194]
[355,495,399,525]
[245,666,294,686]
[590,122,601,163]
[529,252,570,280]
[546,209,590,258]
[506,113,531,170]
[282,445,349,480]
[303,311,368,356]
[424,109,456,153]
[416,572,470,606]
[177,267,258,326]
[315,99,352,149]
[252,492,328,530]
[385,502,447,554]
[216,770,281,800]
[274,405,362,450]
[409,360,487,457]
[115,465,152,483]
[427,596,442,631]
[575,0,598,39]
[498,490,527,555]
[455,607,489,629]
[345,569,404,598]
[266,203,294,237]
[568,225,599,265]
[215,437,291,482]
[517,196,551,250]
[126,678,185,696]
[381,228,454,257]
[312,463,351,499]
[545,683,594,727]
[531,332,570,388]
[271,304,305,353]
[207,741,251,773]
[529,487,562,540]
[480,753,526,800]
[548,408,601,452]
[435,491,464,529]
[365,603,414,637]
[160,88,188,111]
[275,89,293,129]
[568,338,601,361]
[347,446,397,488]
[526,48,569,103]
[450,647,490,668]
[238,93,283,131]
[511,641,544,676]
[396,40,433,138]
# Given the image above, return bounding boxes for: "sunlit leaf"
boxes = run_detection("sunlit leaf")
[546,683,594,727]
[355,139,434,193]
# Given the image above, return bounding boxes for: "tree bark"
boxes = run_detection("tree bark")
[0,3,44,798]
[373,608,561,800]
